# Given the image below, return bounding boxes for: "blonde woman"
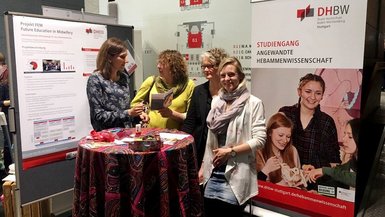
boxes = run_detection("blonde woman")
[200,57,266,217]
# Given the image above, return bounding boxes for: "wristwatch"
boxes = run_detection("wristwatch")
[230,148,237,158]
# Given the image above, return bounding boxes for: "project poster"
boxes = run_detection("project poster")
[251,0,367,216]
[12,15,107,169]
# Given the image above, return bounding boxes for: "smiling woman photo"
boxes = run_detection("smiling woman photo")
[256,112,301,187]
[278,73,341,190]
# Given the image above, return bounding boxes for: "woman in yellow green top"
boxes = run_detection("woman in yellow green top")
[131,49,194,129]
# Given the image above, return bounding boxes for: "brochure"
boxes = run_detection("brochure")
[150,88,173,110]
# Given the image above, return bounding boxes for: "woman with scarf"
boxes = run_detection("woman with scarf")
[200,57,266,217]
[131,49,194,129]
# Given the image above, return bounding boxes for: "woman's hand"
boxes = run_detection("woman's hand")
[3,100,10,107]
[158,107,186,122]
[212,147,231,168]
[140,112,150,123]
[198,165,204,185]
[308,168,323,183]
[261,156,281,175]
[302,164,315,172]
[158,107,173,118]
[128,103,145,117]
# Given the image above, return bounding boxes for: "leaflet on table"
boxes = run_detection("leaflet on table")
[115,133,190,146]
[159,133,190,145]
[82,142,116,149]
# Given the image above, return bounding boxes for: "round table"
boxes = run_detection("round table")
[73,128,203,217]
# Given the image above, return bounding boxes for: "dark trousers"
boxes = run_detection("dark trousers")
[2,125,12,171]
[204,197,246,217]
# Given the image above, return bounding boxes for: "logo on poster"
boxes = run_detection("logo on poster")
[85,28,105,35]
[297,4,350,21]
[297,5,314,21]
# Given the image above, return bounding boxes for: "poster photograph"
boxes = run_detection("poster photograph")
[252,68,361,217]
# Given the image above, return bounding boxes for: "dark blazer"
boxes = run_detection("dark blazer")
[182,81,212,167]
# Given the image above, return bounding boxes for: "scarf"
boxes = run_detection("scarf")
[154,76,188,98]
[207,79,250,135]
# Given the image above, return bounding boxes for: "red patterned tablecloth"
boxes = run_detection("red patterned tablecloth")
[73,128,203,217]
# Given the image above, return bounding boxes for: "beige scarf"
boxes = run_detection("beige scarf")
[207,79,250,135]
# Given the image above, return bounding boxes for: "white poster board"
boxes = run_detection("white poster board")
[251,0,366,69]
[12,15,106,166]
[5,12,134,206]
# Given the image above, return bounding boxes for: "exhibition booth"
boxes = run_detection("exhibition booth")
[1,0,385,216]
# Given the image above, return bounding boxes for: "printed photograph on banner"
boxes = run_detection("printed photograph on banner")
[251,68,361,217]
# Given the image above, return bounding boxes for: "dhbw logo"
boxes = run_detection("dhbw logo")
[297,5,314,21]
[297,4,350,21]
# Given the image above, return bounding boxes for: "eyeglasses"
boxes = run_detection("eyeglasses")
[200,64,215,70]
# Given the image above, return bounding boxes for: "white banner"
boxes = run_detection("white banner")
[13,15,107,159]
[251,0,367,68]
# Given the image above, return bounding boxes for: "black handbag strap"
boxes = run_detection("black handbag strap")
[143,76,156,103]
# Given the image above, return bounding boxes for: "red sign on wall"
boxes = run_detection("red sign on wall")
[187,32,202,48]
[190,0,203,5]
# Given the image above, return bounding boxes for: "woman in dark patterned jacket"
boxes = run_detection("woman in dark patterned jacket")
[86,37,148,131]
